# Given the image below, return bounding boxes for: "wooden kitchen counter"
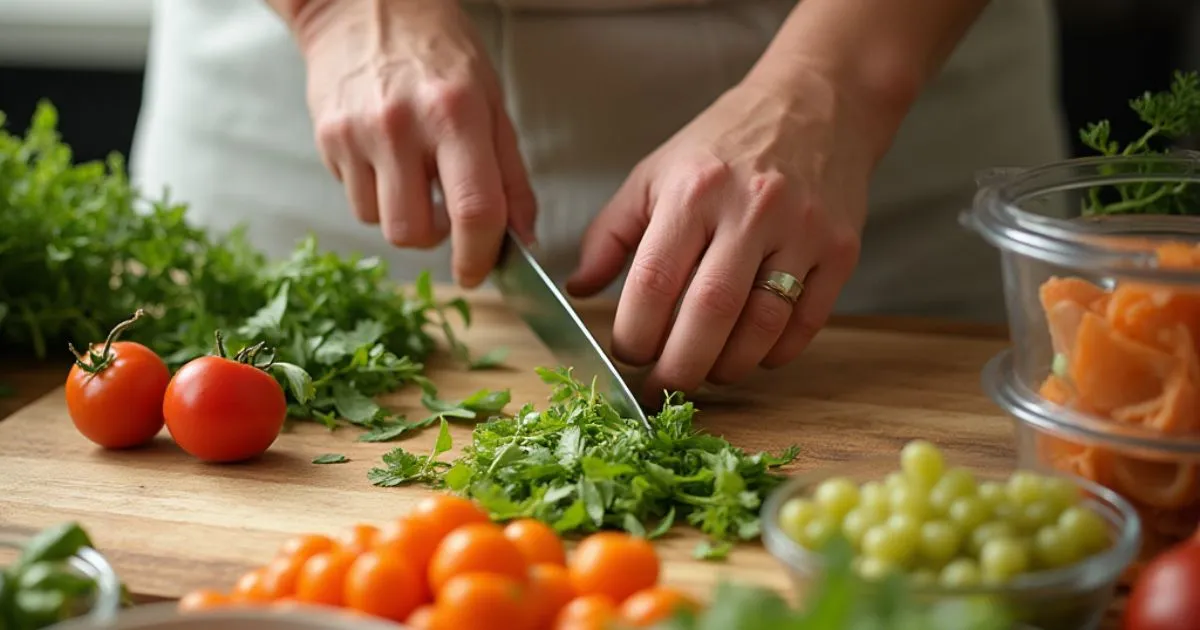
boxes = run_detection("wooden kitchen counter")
[0,293,1126,626]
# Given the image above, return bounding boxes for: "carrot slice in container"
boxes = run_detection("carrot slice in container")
[1069,313,1179,414]
[1041,278,1109,355]
[1108,455,1200,510]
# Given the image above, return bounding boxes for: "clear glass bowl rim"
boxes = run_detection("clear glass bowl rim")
[962,154,1200,285]
[760,453,1142,598]
[983,349,1200,457]
[47,602,412,629]
[0,536,122,627]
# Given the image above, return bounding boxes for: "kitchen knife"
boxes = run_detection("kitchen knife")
[490,229,653,433]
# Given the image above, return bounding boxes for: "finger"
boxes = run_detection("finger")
[643,229,760,398]
[565,170,650,298]
[493,111,538,245]
[340,155,380,225]
[760,263,845,368]
[376,149,441,248]
[436,124,508,288]
[609,195,706,368]
[707,254,813,385]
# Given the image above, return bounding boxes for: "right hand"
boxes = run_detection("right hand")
[293,1,537,287]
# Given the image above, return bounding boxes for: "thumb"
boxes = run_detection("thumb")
[566,170,650,297]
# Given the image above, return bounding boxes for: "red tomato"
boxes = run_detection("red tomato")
[163,339,287,463]
[65,310,170,449]
[1124,539,1200,630]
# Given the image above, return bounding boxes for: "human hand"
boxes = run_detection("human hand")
[566,70,876,402]
[294,0,536,286]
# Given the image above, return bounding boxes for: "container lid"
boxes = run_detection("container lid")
[963,156,1200,286]
[982,349,1200,460]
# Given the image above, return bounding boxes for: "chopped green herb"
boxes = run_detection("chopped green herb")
[369,367,798,556]
[312,453,349,465]
[0,102,497,436]
[1079,70,1200,216]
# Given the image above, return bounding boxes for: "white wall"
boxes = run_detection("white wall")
[0,0,152,70]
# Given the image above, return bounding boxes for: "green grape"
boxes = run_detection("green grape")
[842,507,885,548]
[853,556,896,581]
[969,521,1016,557]
[918,520,962,567]
[1015,500,1058,534]
[779,497,818,542]
[814,477,860,520]
[862,523,917,565]
[886,513,922,541]
[977,481,1006,509]
[1058,506,1110,553]
[1033,525,1080,569]
[947,496,990,533]
[901,440,945,489]
[938,558,982,588]
[889,484,931,520]
[885,471,909,491]
[859,481,890,514]
[1042,476,1080,511]
[980,538,1030,583]
[803,515,838,550]
[1006,470,1045,507]
[938,467,978,497]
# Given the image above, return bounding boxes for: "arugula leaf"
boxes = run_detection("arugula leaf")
[369,366,797,557]
[367,418,454,486]
[312,453,349,465]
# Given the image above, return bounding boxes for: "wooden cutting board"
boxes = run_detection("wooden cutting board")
[0,292,1015,602]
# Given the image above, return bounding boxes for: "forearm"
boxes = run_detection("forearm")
[750,0,991,157]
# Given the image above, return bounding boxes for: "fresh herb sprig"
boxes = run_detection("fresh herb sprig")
[368,367,799,559]
[1079,70,1200,216]
[0,102,502,437]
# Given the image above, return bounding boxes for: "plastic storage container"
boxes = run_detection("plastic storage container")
[760,455,1140,630]
[0,535,123,628]
[963,155,1200,565]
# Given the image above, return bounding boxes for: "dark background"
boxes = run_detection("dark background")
[1,1,1198,163]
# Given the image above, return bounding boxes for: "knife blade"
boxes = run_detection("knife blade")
[490,230,653,433]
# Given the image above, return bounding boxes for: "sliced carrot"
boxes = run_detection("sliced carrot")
[1041,278,1108,356]
[1069,313,1179,414]
[1108,455,1199,510]
[1033,434,1114,488]
[1038,375,1074,406]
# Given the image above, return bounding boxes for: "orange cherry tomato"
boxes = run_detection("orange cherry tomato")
[554,594,618,630]
[527,563,576,630]
[618,587,700,626]
[406,605,438,630]
[413,495,492,542]
[261,554,305,599]
[435,573,530,630]
[343,549,427,622]
[569,533,659,603]
[163,340,288,463]
[429,523,528,593]
[278,533,336,563]
[177,589,229,613]
[337,523,381,555]
[230,568,273,603]
[503,519,567,567]
[376,516,442,574]
[65,311,170,450]
[295,550,357,606]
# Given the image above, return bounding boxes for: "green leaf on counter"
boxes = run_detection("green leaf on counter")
[469,346,509,370]
[312,453,349,465]
[367,419,454,487]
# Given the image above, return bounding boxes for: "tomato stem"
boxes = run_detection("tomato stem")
[213,331,277,370]
[68,309,146,374]
[213,330,228,359]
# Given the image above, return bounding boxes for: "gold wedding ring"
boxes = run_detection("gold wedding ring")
[754,270,804,305]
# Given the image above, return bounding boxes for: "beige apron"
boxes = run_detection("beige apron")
[131,0,1066,323]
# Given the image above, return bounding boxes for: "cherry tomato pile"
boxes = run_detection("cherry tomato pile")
[64,311,296,464]
[176,495,699,630]
[778,440,1114,586]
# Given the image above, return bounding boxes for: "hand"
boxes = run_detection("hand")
[567,70,875,402]
[294,0,536,286]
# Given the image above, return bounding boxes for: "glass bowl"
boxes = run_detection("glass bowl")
[0,535,123,628]
[984,348,1198,573]
[760,455,1140,630]
[48,601,409,629]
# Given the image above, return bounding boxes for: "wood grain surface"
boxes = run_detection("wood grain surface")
[0,291,1122,625]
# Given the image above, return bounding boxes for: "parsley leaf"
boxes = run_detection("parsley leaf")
[312,453,349,465]
[369,366,799,557]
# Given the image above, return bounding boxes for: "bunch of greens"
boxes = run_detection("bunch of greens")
[1079,69,1200,216]
[0,522,128,630]
[0,102,493,436]
[368,367,799,559]
[647,539,1012,630]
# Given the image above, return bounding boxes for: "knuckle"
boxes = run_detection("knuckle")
[447,191,503,229]
[672,159,731,206]
[746,294,793,336]
[377,101,416,147]
[742,171,789,226]
[691,276,743,320]
[315,115,355,150]
[419,80,480,136]
[827,227,862,265]
[629,252,683,300]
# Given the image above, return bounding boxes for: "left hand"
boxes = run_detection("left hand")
[566,69,877,402]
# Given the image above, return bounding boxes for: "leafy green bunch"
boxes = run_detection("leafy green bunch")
[369,367,799,559]
[1079,70,1200,216]
[0,101,487,436]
